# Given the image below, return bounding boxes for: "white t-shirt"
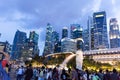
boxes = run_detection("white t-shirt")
[17,68,23,75]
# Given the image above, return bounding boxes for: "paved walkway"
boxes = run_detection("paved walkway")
[9,68,16,80]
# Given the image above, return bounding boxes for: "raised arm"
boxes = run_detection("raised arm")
[0,51,10,61]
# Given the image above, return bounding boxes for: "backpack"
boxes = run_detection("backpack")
[0,63,10,80]
[40,70,43,77]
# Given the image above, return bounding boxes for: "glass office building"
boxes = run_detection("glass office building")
[62,27,68,39]
[93,11,109,49]
[61,38,76,52]
[109,18,120,48]
[43,23,53,56]
[12,30,27,59]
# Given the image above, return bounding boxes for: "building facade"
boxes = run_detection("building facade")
[12,30,27,60]
[61,38,76,52]
[29,31,39,45]
[83,29,89,51]
[109,18,120,48]
[84,48,120,65]
[70,24,81,39]
[70,24,83,50]
[43,23,53,56]
[29,31,39,55]
[52,31,60,53]
[62,27,68,39]
[54,41,61,53]
[87,16,94,50]
[93,11,109,49]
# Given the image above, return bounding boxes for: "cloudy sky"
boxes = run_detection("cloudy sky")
[0,0,120,54]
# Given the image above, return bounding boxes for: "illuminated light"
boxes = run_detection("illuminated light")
[95,14,104,17]
[80,28,83,31]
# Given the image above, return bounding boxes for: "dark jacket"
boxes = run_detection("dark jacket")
[25,67,33,80]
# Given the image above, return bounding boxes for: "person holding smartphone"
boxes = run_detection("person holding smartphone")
[0,51,10,68]
[0,50,10,80]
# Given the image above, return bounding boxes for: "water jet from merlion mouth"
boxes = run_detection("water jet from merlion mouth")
[76,50,83,70]
[60,50,83,70]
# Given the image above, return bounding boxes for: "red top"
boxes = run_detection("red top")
[1,59,7,68]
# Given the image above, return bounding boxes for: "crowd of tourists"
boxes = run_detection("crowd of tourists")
[1,50,120,80]
[16,64,120,80]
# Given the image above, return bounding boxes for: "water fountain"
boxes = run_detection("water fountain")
[76,50,83,70]
[60,50,83,70]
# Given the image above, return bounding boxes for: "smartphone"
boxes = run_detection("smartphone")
[0,45,4,51]
[0,45,4,61]
[0,53,3,61]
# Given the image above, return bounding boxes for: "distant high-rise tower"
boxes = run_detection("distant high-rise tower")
[62,27,68,39]
[87,16,93,50]
[70,24,83,50]
[12,30,27,59]
[83,29,89,51]
[29,31,39,45]
[109,18,120,48]
[29,31,39,55]
[52,31,59,53]
[70,24,81,39]
[43,23,53,56]
[93,11,109,49]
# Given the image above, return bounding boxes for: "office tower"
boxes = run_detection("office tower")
[52,31,59,44]
[70,24,81,39]
[87,16,94,50]
[83,29,89,51]
[70,24,83,50]
[29,31,39,45]
[29,31,39,55]
[43,23,53,56]
[109,18,120,48]
[93,11,109,49]
[52,31,59,53]
[61,38,76,52]
[62,27,68,39]
[54,41,61,53]
[12,30,27,59]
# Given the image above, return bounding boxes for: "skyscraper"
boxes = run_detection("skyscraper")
[70,24,83,50]
[109,18,120,48]
[62,27,68,39]
[70,24,81,39]
[83,29,89,51]
[93,11,109,49]
[52,31,59,53]
[29,31,39,55]
[29,31,39,45]
[43,23,53,56]
[87,16,94,50]
[12,30,27,59]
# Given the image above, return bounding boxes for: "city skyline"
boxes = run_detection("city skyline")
[0,0,120,54]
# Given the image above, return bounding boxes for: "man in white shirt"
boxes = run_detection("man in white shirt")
[16,66,24,80]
